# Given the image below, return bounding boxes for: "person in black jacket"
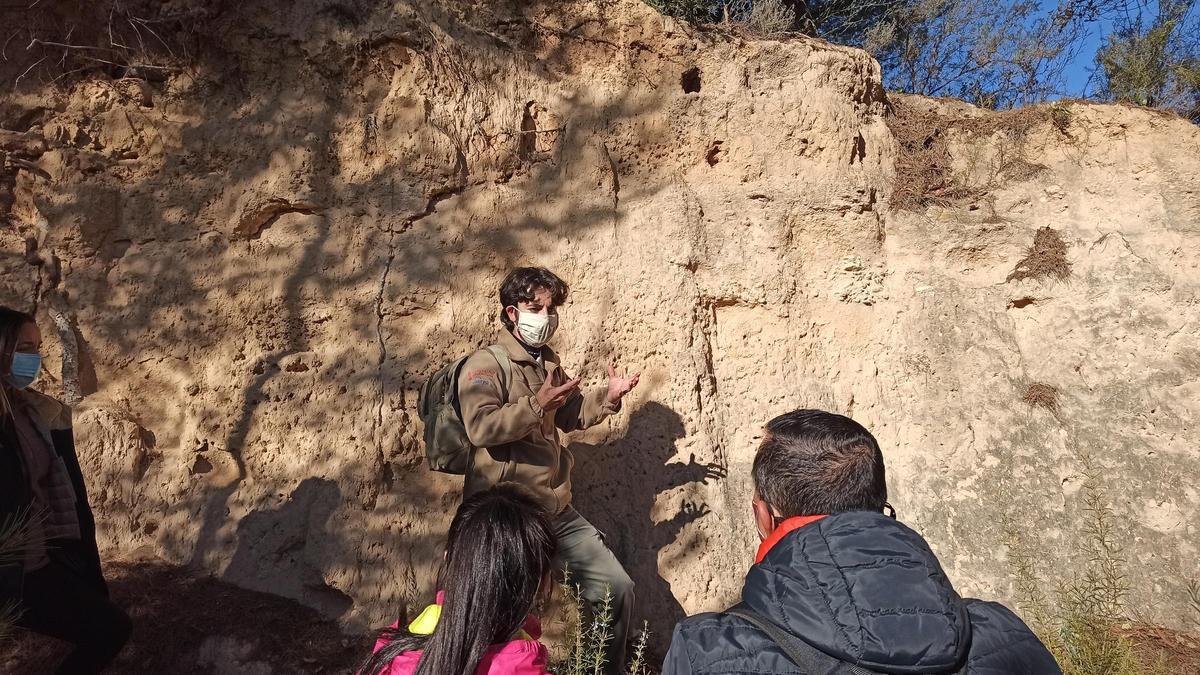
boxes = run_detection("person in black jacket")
[662,409,1060,675]
[0,306,131,674]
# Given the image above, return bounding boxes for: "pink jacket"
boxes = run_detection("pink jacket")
[371,594,549,675]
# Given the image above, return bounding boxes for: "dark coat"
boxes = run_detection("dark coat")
[0,389,107,603]
[663,511,1060,674]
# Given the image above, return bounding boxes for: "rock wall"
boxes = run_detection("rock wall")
[2,0,1198,652]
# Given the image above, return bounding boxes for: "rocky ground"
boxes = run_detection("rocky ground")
[0,558,368,674]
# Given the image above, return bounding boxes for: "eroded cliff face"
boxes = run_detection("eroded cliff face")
[1,0,1197,649]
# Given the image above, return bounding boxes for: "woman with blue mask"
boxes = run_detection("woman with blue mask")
[0,306,130,673]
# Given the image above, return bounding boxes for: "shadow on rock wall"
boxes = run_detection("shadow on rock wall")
[0,558,368,674]
[0,0,929,651]
[0,0,699,635]
[572,401,726,651]
[225,478,354,619]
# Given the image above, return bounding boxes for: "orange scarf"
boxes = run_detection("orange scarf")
[755,515,826,564]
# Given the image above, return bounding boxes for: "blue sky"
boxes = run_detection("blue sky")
[1050,0,1183,98]
[1059,13,1114,96]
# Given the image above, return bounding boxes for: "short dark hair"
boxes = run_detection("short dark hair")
[498,267,569,330]
[752,409,887,518]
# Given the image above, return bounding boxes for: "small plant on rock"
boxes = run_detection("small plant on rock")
[552,582,652,675]
[1007,467,1145,674]
[1007,227,1071,283]
[1050,103,1074,136]
[1022,382,1061,415]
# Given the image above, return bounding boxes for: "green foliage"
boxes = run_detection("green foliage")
[1050,102,1074,135]
[625,622,652,675]
[644,0,722,24]
[1006,467,1148,674]
[645,0,796,35]
[865,0,1081,108]
[1095,0,1200,121]
[551,583,651,675]
[641,0,1200,122]
[744,0,796,35]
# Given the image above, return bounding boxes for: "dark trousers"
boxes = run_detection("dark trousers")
[16,554,131,674]
[554,507,636,675]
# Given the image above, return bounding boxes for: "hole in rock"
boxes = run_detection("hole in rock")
[681,67,701,93]
[705,140,723,166]
[1008,296,1036,309]
[191,456,214,475]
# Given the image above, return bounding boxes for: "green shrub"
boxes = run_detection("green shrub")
[1094,0,1200,122]
[644,0,796,35]
[745,0,796,35]
[550,583,652,675]
[1007,468,1148,674]
[643,0,720,24]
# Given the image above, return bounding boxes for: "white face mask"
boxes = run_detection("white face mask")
[514,310,558,348]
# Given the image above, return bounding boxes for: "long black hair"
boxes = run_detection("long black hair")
[360,483,557,675]
[0,306,36,417]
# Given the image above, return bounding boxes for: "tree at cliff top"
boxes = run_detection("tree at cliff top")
[647,0,1083,107]
[646,0,1200,121]
[862,0,1083,108]
[1093,0,1200,122]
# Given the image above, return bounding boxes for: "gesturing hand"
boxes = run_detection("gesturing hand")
[606,364,640,404]
[536,373,580,413]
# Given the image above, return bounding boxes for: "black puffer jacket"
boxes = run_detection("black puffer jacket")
[0,390,107,603]
[663,511,1060,674]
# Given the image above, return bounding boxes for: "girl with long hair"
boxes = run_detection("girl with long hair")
[361,482,557,675]
[0,306,130,673]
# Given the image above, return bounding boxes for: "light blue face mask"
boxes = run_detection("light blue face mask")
[8,352,41,390]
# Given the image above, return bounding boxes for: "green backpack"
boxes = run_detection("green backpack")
[417,345,511,474]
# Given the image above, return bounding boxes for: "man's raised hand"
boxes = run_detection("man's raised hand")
[606,365,640,404]
[536,373,580,413]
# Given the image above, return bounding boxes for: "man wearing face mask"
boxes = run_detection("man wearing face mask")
[0,306,131,673]
[456,267,640,674]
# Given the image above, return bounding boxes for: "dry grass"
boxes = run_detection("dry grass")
[1122,623,1200,675]
[744,0,795,36]
[1022,382,1061,413]
[3,1,202,91]
[1008,227,1071,282]
[889,97,1072,211]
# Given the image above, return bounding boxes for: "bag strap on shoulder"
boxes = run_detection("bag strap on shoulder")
[484,345,512,402]
[726,604,884,675]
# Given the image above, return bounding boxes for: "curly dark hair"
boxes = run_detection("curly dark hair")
[498,267,569,330]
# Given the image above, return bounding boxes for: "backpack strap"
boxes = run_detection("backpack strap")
[726,604,885,675]
[484,345,512,403]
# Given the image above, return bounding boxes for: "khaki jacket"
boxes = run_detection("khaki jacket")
[458,330,618,514]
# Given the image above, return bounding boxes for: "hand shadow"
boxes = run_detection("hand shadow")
[569,401,725,660]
